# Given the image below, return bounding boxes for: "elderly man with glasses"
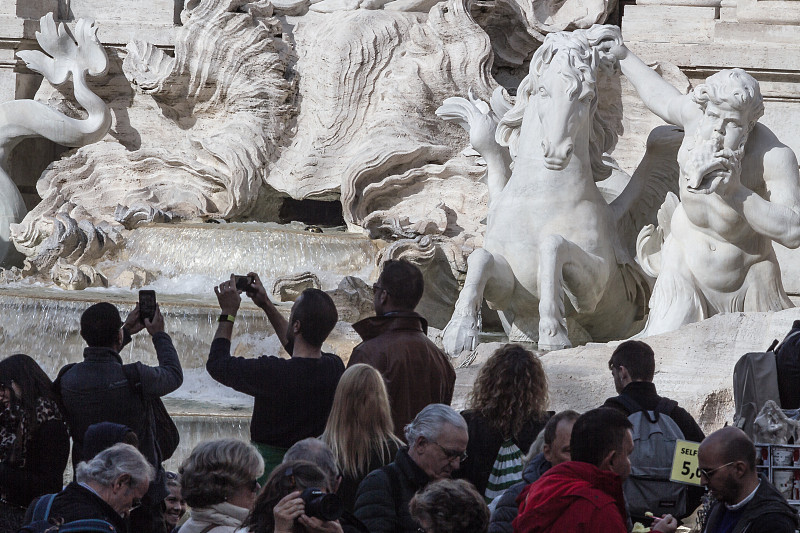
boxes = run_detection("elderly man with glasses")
[354,404,468,533]
[23,443,154,532]
[698,427,798,533]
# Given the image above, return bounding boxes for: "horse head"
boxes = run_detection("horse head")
[497,25,621,178]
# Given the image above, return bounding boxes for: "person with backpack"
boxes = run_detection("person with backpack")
[21,443,155,533]
[602,340,705,522]
[513,408,678,533]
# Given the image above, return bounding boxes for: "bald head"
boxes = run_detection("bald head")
[700,427,756,471]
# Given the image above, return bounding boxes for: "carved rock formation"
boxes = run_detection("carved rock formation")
[271,271,321,301]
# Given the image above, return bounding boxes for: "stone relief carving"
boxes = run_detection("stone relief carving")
[11,0,294,275]
[439,25,674,353]
[0,14,111,265]
[614,39,800,336]
[8,0,499,306]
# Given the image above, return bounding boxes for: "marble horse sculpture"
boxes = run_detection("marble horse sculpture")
[439,25,657,352]
[0,14,111,264]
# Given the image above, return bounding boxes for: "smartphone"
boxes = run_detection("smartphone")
[234,275,253,291]
[139,290,157,323]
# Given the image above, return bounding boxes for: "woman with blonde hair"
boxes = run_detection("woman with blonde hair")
[456,344,551,504]
[320,364,402,511]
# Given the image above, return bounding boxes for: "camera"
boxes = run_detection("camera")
[234,275,254,291]
[300,488,343,521]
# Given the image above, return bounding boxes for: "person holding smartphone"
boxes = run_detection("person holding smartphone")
[55,299,183,533]
[207,273,345,481]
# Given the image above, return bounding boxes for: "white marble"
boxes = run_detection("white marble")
[441,25,670,353]
[0,14,111,265]
[615,40,800,336]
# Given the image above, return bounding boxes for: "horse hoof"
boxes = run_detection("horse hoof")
[537,340,572,352]
[442,316,479,356]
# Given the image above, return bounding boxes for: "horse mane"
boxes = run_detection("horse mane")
[496,25,622,182]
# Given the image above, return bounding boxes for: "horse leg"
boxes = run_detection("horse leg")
[443,248,515,355]
[538,235,609,350]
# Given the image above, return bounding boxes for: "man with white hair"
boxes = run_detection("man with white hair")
[607,36,800,336]
[353,404,468,533]
[23,443,155,532]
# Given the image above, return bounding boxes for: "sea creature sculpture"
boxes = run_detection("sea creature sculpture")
[0,14,110,264]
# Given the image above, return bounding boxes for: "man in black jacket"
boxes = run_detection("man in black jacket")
[353,404,468,533]
[699,427,798,533]
[24,443,155,532]
[56,301,182,533]
[602,340,705,520]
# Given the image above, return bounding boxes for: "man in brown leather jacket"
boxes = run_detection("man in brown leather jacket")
[348,260,455,436]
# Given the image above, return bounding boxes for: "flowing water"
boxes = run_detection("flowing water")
[3,222,379,473]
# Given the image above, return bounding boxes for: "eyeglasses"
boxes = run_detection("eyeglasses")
[129,498,142,512]
[165,471,179,481]
[699,461,736,480]
[429,440,468,462]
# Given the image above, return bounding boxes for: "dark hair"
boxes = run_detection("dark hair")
[291,289,338,348]
[608,340,655,381]
[722,431,756,471]
[543,410,580,446]
[409,479,489,533]
[244,461,329,533]
[470,344,549,437]
[83,422,139,460]
[0,354,60,458]
[379,259,424,311]
[80,302,122,348]
[570,408,632,467]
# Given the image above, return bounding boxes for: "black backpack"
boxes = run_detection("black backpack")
[17,494,117,533]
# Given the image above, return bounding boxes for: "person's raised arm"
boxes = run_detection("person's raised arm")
[137,303,183,396]
[214,274,241,341]
[608,42,687,126]
[244,272,290,351]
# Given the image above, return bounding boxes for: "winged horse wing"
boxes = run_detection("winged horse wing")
[610,125,683,257]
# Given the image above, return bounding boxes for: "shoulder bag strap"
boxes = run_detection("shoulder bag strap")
[31,493,56,522]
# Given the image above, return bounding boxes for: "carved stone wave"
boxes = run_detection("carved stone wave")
[12,0,295,272]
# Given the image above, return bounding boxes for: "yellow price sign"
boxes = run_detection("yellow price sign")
[670,440,702,486]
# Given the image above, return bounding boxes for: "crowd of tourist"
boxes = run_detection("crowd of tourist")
[0,258,799,533]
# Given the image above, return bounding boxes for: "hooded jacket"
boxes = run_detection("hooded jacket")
[703,474,799,533]
[512,461,627,533]
[348,312,455,434]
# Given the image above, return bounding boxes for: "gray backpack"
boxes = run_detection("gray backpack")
[732,350,781,439]
[612,395,687,520]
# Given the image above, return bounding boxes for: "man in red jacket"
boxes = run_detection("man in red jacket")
[512,408,678,533]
